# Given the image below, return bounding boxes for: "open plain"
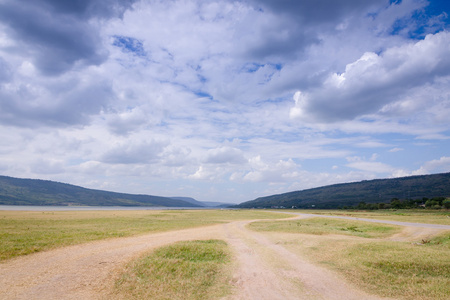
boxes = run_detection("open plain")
[0,209,449,300]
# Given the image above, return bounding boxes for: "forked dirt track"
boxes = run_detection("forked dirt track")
[1,214,447,300]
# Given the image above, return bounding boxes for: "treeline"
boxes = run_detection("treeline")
[344,197,450,210]
[237,172,450,209]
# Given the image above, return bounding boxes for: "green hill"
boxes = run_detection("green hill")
[236,172,450,209]
[0,175,200,207]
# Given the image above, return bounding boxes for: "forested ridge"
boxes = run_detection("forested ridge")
[0,175,199,207]
[237,172,450,209]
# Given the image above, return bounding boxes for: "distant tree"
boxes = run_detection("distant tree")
[443,199,450,209]
[357,202,367,209]
[367,203,378,210]
[390,198,403,209]
[425,199,439,209]
[431,197,445,206]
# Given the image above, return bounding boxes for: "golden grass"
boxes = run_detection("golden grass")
[249,217,401,238]
[0,209,288,261]
[114,240,231,300]
[251,218,450,300]
[284,209,450,225]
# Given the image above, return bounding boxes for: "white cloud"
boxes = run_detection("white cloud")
[205,147,246,164]
[0,0,449,203]
[290,31,450,123]
[346,161,395,174]
[345,155,397,174]
[412,157,450,175]
[106,107,148,136]
[188,165,226,181]
[240,156,299,183]
[101,140,168,164]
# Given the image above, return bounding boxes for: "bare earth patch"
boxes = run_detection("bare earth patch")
[2,214,445,300]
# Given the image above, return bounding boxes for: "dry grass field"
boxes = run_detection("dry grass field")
[0,209,448,299]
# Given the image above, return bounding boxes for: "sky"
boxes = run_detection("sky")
[0,0,449,204]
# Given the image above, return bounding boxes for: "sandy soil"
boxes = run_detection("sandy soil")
[1,214,445,300]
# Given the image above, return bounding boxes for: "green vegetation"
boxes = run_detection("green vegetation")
[249,217,401,238]
[348,196,449,210]
[298,209,450,225]
[0,175,199,207]
[114,240,231,300]
[0,209,288,261]
[237,172,450,209]
[249,216,450,299]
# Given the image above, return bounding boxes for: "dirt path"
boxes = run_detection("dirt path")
[1,214,437,300]
[222,218,387,300]
[0,225,225,300]
[276,212,450,230]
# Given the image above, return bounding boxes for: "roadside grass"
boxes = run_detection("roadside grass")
[285,209,450,225]
[248,217,401,238]
[114,240,231,300]
[250,218,450,299]
[0,209,288,261]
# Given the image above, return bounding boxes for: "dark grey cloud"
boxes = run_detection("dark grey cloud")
[0,0,136,128]
[241,0,386,60]
[243,20,318,61]
[0,0,136,75]
[249,0,384,24]
[0,79,113,127]
[0,57,12,82]
[30,0,136,19]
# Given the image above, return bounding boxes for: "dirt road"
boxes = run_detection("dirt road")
[1,214,441,300]
[276,212,450,230]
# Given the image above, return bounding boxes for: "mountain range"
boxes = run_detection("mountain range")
[2,173,449,209]
[236,172,450,209]
[0,175,230,207]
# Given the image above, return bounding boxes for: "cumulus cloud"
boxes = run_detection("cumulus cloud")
[412,156,450,175]
[0,56,12,82]
[0,0,136,75]
[239,156,299,183]
[205,147,246,164]
[345,155,396,174]
[290,31,450,122]
[106,107,149,136]
[250,0,383,24]
[101,140,168,164]
[0,75,113,127]
[244,0,384,59]
[0,0,449,203]
[31,159,65,175]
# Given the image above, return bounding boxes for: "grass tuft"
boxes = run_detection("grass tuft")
[114,240,231,300]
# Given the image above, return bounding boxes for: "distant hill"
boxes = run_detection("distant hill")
[236,172,450,209]
[170,197,206,207]
[170,197,233,208]
[0,175,200,207]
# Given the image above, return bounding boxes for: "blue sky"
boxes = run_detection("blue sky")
[0,0,449,204]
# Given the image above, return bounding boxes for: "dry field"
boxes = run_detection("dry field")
[0,209,449,299]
